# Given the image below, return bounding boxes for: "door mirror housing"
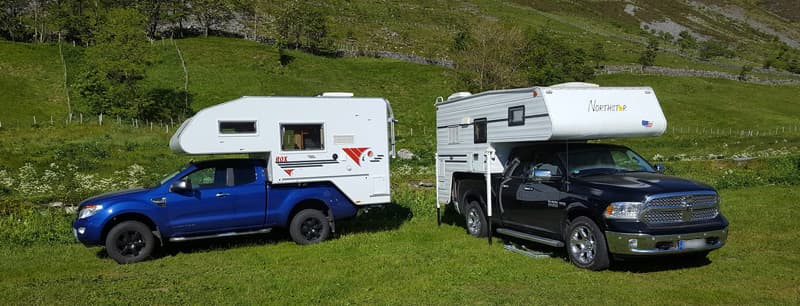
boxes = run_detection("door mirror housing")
[654,163,666,174]
[532,169,561,181]
[170,179,192,193]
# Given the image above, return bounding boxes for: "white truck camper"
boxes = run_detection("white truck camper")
[170,93,396,206]
[435,82,666,206]
[435,83,727,271]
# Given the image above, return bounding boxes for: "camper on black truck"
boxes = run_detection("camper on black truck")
[435,83,728,270]
[73,93,396,263]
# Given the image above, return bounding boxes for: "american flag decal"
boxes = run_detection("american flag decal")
[641,120,654,128]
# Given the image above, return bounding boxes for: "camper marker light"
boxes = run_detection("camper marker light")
[78,204,103,219]
[604,202,642,220]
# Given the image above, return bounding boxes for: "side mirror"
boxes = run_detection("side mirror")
[532,169,562,181]
[170,179,192,194]
[654,164,666,174]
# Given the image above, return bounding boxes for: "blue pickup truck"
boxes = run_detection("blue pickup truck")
[73,158,359,264]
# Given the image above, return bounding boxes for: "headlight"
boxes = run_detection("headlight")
[78,204,103,219]
[604,202,643,220]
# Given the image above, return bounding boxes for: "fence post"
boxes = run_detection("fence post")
[99,113,103,126]
[33,116,37,125]
[79,113,83,124]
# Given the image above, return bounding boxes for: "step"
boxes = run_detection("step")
[496,228,565,247]
[169,228,272,242]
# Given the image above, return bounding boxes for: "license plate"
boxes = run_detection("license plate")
[679,238,705,250]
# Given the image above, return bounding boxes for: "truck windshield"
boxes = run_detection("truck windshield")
[561,147,655,177]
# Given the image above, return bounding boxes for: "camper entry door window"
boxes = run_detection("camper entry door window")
[281,124,324,151]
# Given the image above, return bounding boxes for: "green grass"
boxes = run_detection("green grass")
[0,185,797,304]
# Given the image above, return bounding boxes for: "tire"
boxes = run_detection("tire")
[289,209,331,245]
[566,216,610,270]
[105,221,155,264]
[464,200,488,237]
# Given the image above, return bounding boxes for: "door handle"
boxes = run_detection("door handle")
[216,192,230,198]
[150,197,167,207]
[523,187,534,191]
[502,184,509,188]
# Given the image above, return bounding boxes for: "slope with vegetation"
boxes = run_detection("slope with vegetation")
[0,1,799,304]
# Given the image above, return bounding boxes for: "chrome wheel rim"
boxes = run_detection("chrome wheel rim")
[569,225,596,265]
[466,207,481,235]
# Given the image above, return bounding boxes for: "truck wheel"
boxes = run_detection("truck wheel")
[105,221,155,264]
[289,209,331,245]
[566,216,610,270]
[465,200,488,237]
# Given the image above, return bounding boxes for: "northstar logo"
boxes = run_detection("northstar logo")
[588,99,627,112]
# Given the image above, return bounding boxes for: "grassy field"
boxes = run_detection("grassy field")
[0,185,798,304]
[1,31,799,305]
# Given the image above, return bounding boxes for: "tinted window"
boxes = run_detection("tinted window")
[232,166,256,186]
[512,151,563,178]
[282,124,324,150]
[219,121,257,134]
[508,106,525,126]
[185,167,227,189]
[474,118,487,144]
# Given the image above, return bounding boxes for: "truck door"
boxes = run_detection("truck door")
[501,151,566,236]
[226,165,267,229]
[165,165,238,235]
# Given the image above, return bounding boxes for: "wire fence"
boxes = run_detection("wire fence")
[0,113,184,134]
[1,114,799,139]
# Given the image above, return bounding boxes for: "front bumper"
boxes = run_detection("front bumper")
[605,228,727,255]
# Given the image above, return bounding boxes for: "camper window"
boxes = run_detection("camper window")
[508,106,525,126]
[219,121,257,134]
[281,124,324,151]
[474,118,487,144]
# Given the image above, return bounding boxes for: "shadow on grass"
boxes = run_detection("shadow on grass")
[95,203,413,261]
[610,254,712,273]
[435,202,714,273]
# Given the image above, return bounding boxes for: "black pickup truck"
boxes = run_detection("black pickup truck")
[457,143,728,270]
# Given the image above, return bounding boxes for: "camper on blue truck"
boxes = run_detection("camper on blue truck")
[73,93,396,263]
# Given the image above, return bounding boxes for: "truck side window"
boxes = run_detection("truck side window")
[184,167,227,190]
[474,118,487,144]
[281,124,324,151]
[513,151,563,179]
[232,166,256,186]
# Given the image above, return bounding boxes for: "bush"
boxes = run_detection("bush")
[0,202,75,246]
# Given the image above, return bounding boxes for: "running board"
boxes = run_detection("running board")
[496,228,565,247]
[169,228,272,242]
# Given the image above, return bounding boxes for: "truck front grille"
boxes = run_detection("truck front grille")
[641,192,719,224]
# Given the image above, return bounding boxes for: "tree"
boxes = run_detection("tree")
[589,42,607,68]
[677,30,697,51]
[638,38,659,67]
[698,40,734,60]
[0,0,30,41]
[75,8,150,118]
[524,28,595,85]
[451,21,527,92]
[190,0,234,37]
[276,0,332,54]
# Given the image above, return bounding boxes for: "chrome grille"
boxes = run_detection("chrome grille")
[641,193,719,224]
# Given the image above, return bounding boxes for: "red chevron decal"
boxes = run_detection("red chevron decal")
[343,147,369,166]
[284,169,294,176]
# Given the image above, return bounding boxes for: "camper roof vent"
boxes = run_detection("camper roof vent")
[448,92,472,101]
[318,92,354,97]
[549,82,600,88]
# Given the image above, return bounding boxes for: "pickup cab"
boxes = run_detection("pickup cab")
[458,143,728,270]
[72,158,358,263]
